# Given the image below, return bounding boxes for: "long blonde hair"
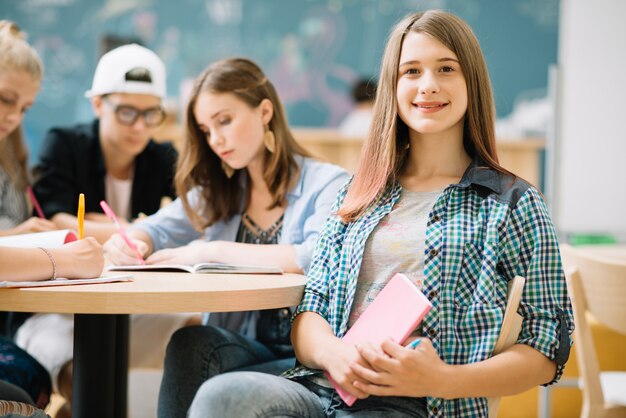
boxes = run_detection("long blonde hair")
[177,57,310,229]
[0,20,43,190]
[338,10,510,222]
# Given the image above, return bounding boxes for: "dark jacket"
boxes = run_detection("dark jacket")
[33,119,177,220]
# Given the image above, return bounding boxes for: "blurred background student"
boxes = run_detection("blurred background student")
[0,21,55,238]
[31,43,177,244]
[338,77,377,137]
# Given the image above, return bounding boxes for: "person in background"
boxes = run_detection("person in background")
[15,43,197,418]
[32,43,177,243]
[186,10,573,418]
[338,77,377,137]
[0,21,56,237]
[103,57,349,418]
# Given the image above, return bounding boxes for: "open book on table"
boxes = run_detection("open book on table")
[0,229,77,248]
[325,272,433,406]
[107,262,283,274]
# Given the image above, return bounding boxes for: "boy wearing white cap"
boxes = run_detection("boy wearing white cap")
[16,44,199,417]
[31,43,177,242]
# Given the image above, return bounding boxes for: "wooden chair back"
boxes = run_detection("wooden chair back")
[487,275,526,418]
[560,244,626,418]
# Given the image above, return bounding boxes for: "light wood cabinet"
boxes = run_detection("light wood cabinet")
[291,128,545,187]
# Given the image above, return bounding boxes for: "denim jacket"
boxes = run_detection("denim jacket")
[132,156,349,273]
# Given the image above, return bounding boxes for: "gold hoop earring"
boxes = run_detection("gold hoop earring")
[221,160,235,178]
[264,126,276,153]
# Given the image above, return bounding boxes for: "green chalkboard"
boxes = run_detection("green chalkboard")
[2,0,558,159]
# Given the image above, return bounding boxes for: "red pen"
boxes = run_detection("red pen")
[26,186,45,218]
[100,200,145,265]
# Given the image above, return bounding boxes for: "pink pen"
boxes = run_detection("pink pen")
[99,200,145,265]
[26,186,45,218]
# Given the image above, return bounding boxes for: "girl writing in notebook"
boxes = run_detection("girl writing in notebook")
[0,21,56,237]
[186,10,574,418]
[103,58,349,417]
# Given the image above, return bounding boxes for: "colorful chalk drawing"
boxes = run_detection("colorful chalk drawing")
[4,0,558,160]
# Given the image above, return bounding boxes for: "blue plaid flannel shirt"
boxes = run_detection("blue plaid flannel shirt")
[283,161,574,418]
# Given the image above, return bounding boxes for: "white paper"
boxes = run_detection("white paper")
[0,274,133,288]
[0,229,78,248]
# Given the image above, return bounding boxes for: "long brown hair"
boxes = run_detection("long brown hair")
[176,57,310,229]
[0,20,43,190]
[338,10,511,222]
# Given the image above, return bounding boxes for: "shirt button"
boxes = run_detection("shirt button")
[428,328,436,337]
[428,291,437,299]
[432,406,439,413]
[432,215,441,222]
[430,249,438,257]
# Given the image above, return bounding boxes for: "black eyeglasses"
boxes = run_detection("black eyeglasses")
[102,97,166,128]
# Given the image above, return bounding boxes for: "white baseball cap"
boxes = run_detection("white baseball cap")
[85,44,166,99]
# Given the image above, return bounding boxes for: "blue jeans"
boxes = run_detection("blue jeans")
[157,325,295,418]
[188,372,427,418]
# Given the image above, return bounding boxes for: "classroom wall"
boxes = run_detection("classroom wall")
[550,0,626,238]
[1,0,559,161]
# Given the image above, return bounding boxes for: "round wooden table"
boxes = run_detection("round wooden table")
[0,271,306,418]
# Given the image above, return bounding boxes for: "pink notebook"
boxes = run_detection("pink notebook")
[324,272,432,406]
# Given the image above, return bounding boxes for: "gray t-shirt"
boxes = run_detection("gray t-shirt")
[348,188,441,336]
[307,188,442,389]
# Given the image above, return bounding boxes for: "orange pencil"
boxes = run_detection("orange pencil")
[77,193,85,239]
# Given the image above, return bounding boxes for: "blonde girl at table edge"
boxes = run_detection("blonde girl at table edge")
[0,21,57,237]
[103,57,349,417]
[185,10,574,418]
[0,20,104,282]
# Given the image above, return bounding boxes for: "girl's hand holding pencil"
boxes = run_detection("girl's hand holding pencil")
[100,200,146,265]
[406,338,422,349]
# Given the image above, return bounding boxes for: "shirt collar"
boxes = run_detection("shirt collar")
[457,158,502,194]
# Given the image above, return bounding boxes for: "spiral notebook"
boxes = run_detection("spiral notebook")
[325,272,432,406]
